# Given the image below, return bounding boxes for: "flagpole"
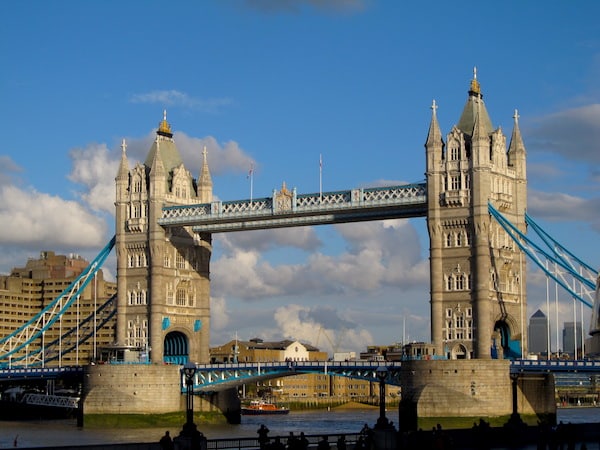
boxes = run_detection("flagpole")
[249,164,254,205]
[319,154,322,203]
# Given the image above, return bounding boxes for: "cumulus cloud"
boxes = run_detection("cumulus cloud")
[220,227,321,253]
[64,129,257,216]
[210,296,230,331]
[529,189,600,229]
[212,219,428,300]
[174,133,255,176]
[0,184,107,249]
[273,304,373,354]
[526,104,600,164]
[0,156,23,186]
[129,90,234,114]
[68,143,120,215]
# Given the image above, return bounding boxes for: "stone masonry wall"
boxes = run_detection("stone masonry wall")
[83,364,182,414]
[399,360,556,423]
[400,360,513,418]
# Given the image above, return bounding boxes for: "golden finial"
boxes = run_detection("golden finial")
[158,109,172,135]
[470,66,481,95]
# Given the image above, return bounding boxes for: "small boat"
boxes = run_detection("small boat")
[241,399,290,415]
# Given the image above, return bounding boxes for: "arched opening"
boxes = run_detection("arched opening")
[451,344,469,359]
[164,331,189,364]
[493,320,521,359]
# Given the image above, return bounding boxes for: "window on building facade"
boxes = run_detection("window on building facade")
[176,252,185,269]
[450,145,459,160]
[176,289,186,306]
[446,275,453,291]
[456,274,465,290]
[451,175,460,190]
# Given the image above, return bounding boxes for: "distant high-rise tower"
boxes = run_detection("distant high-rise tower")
[562,321,583,357]
[528,309,548,355]
[426,70,527,359]
[115,112,213,364]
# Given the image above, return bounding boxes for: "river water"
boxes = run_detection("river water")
[1,408,599,449]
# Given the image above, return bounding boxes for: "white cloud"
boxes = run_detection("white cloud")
[212,219,429,301]
[68,143,120,215]
[0,156,23,186]
[129,90,233,113]
[222,227,322,253]
[0,184,107,250]
[174,133,255,176]
[526,104,600,164]
[273,304,373,354]
[210,296,231,331]
[529,189,600,228]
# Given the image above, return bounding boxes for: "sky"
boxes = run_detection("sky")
[1,0,599,356]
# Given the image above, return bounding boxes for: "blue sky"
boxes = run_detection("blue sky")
[1,0,599,355]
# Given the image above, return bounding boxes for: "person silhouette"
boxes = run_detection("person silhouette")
[159,431,174,450]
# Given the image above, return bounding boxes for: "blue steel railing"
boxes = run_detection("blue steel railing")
[183,361,403,392]
[510,359,600,373]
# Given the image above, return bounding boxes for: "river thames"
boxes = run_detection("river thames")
[1,408,599,449]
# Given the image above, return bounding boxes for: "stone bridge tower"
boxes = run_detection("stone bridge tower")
[426,71,527,359]
[115,112,213,364]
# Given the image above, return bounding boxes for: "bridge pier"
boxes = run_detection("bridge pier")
[82,365,240,424]
[397,360,555,431]
[201,388,241,424]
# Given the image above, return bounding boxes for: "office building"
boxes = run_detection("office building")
[0,251,116,367]
[563,321,583,357]
[528,309,549,355]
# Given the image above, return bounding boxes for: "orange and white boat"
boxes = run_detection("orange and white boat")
[241,399,290,415]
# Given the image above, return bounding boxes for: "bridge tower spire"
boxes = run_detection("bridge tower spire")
[115,112,213,364]
[425,71,528,359]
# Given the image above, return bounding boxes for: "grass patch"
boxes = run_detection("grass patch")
[84,411,226,428]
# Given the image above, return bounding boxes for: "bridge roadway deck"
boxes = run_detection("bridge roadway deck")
[188,359,600,392]
[158,183,427,232]
[2,359,600,385]
[190,360,402,392]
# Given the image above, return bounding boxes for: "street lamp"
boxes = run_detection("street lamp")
[375,366,389,429]
[183,361,197,429]
[174,361,207,450]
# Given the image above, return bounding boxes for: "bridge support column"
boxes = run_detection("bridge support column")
[202,388,241,424]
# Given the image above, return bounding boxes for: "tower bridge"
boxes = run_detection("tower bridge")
[114,72,533,365]
[1,73,598,426]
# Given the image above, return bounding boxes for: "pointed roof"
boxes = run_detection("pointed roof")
[456,67,494,136]
[144,110,183,174]
[425,99,443,147]
[149,135,166,177]
[531,309,546,319]
[116,138,129,179]
[508,109,526,154]
[199,146,213,187]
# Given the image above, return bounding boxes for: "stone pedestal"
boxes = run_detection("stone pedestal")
[173,423,207,450]
[372,428,397,450]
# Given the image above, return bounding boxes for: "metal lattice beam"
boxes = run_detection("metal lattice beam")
[159,183,427,232]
